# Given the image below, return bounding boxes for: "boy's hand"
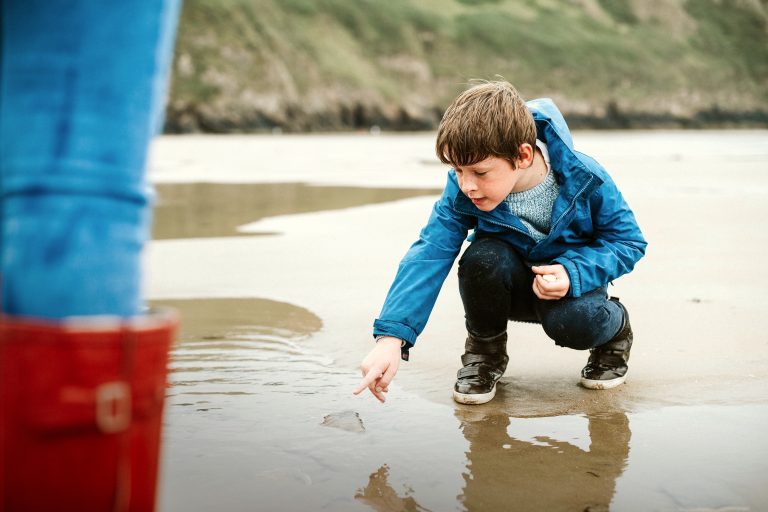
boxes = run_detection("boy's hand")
[531,264,570,300]
[352,337,402,403]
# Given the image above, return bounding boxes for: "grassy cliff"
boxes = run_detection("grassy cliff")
[166,0,768,132]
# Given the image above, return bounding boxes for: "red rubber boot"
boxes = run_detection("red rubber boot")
[0,309,177,512]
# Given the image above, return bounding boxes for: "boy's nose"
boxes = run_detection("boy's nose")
[461,177,478,194]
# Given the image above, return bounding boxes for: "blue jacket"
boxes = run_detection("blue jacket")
[373,99,647,349]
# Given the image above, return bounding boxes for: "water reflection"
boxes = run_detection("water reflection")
[454,407,630,512]
[352,403,630,512]
[355,465,431,512]
[152,182,440,240]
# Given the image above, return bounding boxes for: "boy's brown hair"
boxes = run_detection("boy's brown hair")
[436,80,536,169]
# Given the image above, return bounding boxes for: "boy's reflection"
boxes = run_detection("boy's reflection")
[456,406,630,511]
[354,465,430,512]
[356,406,630,512]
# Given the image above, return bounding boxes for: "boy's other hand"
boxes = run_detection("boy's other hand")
[352,337,402,403]
[531,264,570,300]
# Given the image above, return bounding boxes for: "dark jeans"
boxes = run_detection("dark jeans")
[458,237,624,350]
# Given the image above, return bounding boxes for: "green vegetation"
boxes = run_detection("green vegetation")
[166,0,768,132]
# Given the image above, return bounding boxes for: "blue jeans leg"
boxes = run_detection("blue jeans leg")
[458,236,624,349]
[0,0,181,318]
[535,287,623,350]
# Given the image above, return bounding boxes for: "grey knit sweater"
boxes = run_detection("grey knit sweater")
[504,142,560,241]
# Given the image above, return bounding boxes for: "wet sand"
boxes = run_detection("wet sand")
[147,131,768,511]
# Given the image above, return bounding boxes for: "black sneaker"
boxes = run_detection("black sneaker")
[580,298,633,390]
[453,332,508,404]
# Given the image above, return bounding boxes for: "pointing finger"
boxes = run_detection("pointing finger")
[352,366,383,395]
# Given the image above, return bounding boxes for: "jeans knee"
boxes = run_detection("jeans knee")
[541,303,613,350]
[459,238,520,286]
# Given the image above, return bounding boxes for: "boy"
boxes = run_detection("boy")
[353,81,646,404]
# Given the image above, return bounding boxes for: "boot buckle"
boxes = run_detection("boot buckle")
[95,381,131,433]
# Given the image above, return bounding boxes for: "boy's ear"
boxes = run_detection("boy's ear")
[517,143,535,169]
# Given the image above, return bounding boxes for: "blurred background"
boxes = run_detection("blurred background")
[165,0,768,134]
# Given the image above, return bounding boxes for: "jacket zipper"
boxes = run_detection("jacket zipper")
[547,176,594,239]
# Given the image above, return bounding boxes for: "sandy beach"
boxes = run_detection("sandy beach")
[146,130,768,511]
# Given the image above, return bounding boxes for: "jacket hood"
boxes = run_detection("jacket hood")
[527,98,574,150]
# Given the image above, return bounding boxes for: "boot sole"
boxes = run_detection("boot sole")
[453,384,497,405]
[580,375,627,390]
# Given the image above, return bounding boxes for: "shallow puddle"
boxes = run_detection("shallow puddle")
[152,182,440,240]
[154,297,768,512]
[152,297,466,512]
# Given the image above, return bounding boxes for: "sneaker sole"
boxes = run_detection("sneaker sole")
[580,375,627,390]
[453,384,497,405]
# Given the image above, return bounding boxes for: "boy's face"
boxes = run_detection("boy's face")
[454,156,519,211]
